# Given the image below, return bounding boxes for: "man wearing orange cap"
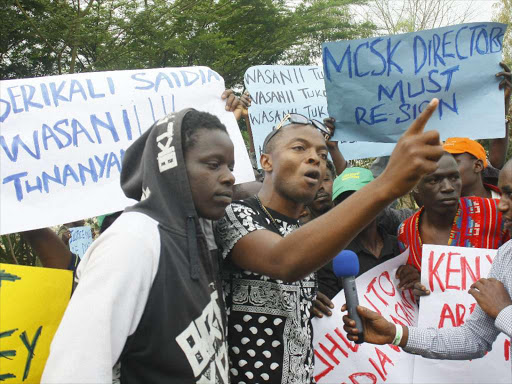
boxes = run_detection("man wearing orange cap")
[443,137,501,199]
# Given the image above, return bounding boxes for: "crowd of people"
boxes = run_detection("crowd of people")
[8,61,510,383]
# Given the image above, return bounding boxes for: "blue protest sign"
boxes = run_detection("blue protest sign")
[244,65,396,166]
[323,23,507,143]
[69,226,93,259]
[245,65,326,165]
[340,141,395,159]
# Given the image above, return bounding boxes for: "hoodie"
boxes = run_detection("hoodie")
[42,109,229,384]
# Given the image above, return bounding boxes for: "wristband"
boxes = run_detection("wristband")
[392,324,403,346]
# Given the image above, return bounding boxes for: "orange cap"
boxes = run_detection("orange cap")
[443,137,488,167]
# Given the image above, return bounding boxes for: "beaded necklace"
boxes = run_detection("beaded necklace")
[255,196,287,234]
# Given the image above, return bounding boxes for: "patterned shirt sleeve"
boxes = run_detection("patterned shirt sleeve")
[404,241,512,359]
[214,202,265,259]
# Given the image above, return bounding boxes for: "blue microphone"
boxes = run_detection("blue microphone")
[333,250,364,344]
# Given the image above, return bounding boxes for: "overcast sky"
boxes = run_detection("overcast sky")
[464,0,500,22]
[346,0,503,31]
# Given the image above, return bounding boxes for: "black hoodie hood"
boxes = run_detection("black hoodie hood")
[122,108,196,231]
[121,108,203,279]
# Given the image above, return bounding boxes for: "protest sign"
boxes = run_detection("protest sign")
[69,226,93,259]
[244,65,396,165]
[323,23,507,143]
[0,263,72,382]
[0,67,254,235]
[413,245,511,384]
[312,250,419,383]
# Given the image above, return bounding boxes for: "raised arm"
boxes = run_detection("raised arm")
[21,228,72,269]
[489,62,511,169]
[222,90,251,122]
[324,117,347,175]
[229,100,443,282]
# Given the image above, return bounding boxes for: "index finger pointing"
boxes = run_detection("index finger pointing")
[403,98,439,137]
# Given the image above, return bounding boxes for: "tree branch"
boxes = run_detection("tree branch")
[14,0,58,53]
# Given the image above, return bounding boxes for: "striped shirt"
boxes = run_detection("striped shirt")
[405,239,512,369]
[398,196,509,271]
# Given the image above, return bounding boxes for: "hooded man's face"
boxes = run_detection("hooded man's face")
[185,128,235,220]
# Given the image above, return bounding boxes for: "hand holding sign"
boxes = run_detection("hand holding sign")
[497,62,512,114]
[221,89,239,112]
[396,264,420,289]
[312,291,334,318]
[238,92,252,119]
[323,117,348,175]
[380,98,443,200]
[468,278,512,319]
[221,89,252,120]
[396,264,430,297]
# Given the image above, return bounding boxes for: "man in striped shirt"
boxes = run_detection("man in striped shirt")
[397,153,508,272]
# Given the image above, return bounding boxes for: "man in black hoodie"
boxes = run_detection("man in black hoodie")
[43,109,235,383]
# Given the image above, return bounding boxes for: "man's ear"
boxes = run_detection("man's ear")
[411,188,423,207]
[260,153,273,172]
[474,159,484,174]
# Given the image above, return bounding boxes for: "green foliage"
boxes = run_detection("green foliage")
[493,0,511,66]
[1,0,375,87]
[0,234,38,266]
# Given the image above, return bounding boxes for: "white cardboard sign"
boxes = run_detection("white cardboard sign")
[312,250,418,383]
[414,245,511,384]
[0,67,254,234]
[243,65,396,166]
[313,245,511,383]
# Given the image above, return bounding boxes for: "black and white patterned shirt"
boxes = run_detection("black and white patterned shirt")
[406,239,512,371]
[215,196,317,384]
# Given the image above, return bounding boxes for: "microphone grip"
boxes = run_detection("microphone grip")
[342,276,365,344]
